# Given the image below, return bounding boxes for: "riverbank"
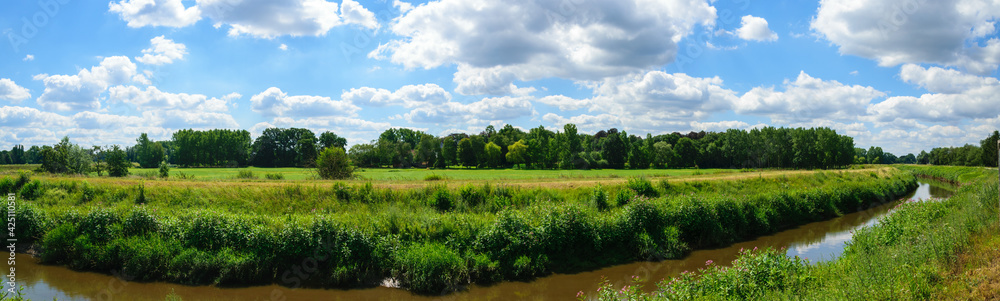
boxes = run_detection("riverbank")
[587,165,997,300]
[1,168,915,294]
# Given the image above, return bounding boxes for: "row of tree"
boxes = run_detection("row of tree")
[345,125,858,170]
[915,131,999,167]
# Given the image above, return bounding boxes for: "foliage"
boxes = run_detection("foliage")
[106,145,131,177]
[172,129,252,167]
[236,170,256,179]
[136,133,165,168]
[159,161,170,178]
[315,147,353,180]
[264,173,284,180]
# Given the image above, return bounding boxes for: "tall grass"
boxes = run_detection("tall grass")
[0,168,918,293]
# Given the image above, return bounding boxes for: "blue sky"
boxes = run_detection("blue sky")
[2,0,999,156]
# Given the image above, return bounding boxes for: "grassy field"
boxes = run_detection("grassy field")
[0,165,917,294]
[128,166,742,181]
[586,165,998,300]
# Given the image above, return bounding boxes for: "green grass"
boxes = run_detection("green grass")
[586,165,998,300]
[123,166,732,181]
[0,168,917,294]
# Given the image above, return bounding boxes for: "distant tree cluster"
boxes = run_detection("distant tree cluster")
[348,125,858,170]
[172,129,252,167]
[913,130,999,167]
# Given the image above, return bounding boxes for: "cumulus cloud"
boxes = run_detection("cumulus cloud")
[201,0,377,38]
[812,0,1000,74]
[135,36,188,65]
[34,56,138,111]
[342,84,451,108]
[0,79,31,103]
[22,55,34,62]
[109,0,202,28]
[107,85,235,112]
[734,71,885,123]
[0,106,72,128]
[735,15,777,42]
[867,64,1000,123]
[372,0,717,94]
[251,87,360,118]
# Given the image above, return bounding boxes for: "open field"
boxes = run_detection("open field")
[0,165,917,294]
[587,165,999,300]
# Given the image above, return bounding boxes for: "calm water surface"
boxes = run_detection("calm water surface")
[7,181,954,300]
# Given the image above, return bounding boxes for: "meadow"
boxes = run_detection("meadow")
[0,165,917,294]
[586,165,998,300]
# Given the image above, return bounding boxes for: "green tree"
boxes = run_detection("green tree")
[136,133,164,168]
[602,132,628,169]
[981,130,999,167]
[484,142,502,168]
[867,146,884,164]
[457,138,477,168]
[105,145,130,177]
[158,161,170,178]
[674,137,698,168]
[318,131,348,149]
[506,139,530,168]
[315,147,353,179]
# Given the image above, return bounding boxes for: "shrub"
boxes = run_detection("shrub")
[0,178,13,195]
[395,242,466,293]
[123,208,158,236]
[159,161,170,178]
[236,170,256,179]
[424,174,444,181]
[590,186,609,211]
[428,186,454,212]
[40,224,78,264]
[331,182,352,201]
[459,184,486,207]
[614,189,634,207]
[264,173,284,180]
[18,180,42,200]
[627,177,658,197]
[316,147,353,180]
[176,172,195,180]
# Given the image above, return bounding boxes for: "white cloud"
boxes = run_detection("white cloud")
[868,65,1000,123]
[0,106,72,128]
[107,85,235,112]
[812,0,1000,74]
[373,0,717,94]
[109,0,202,28]
[734,71,885,123]
[250,116,391,146]
[135,36,188,65]
[145,110,240,129]
[690,120,752,132]
[22,55,34,62]
[34,56,138,111]
[393,0,413,13]
[342,84,451,108]
[279,44,288,51]
[735,15,777,42]
[201,0,376,38]
[589,71,738,118]
[339,0,379,30]
[251,87,360,118]
[0,79,31,103]
[537,95,591,111]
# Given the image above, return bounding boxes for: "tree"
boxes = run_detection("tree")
[484,142,502,168]
[560,124,581,169]
[319,131,348,149]
[315,147,353,179]
[442,136,459,166]
[506,139,529,168]
[159,161,170,178]
[136,133,164,168]
[9,145,24,164]
[867,146,884,164]
[457,138,477,168]
[105,145,130,177]
[602,132,628,169]
[981,130,999,167]
[674,137,697,168]
[917,150,929,164]
[653,141,676,168]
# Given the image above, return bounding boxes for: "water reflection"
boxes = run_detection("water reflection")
[7,181,954,300]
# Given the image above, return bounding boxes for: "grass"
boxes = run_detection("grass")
[0,167,917,294]
[585,165,998,300]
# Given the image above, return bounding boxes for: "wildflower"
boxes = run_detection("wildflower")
[706,260,713,265]
[577,291,584,297]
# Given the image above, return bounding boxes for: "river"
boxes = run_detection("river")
[6,181,954,301]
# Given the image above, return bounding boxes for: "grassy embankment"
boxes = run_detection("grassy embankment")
[0,166,915,294]
[586,165,997,300]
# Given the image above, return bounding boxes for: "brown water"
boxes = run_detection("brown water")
[7,181,954,301]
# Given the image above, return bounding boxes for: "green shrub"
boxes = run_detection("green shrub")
[15,172,30,190]
[424,174,444,181]
[331,182,352,201]
[236,170,256,179]
[78,181,97,204]
[18,180,42,200]
[176,172,195,180]
[590,186,609,211]
[614,189,634,207]
[395,242,466,293]
[123,208,158,236]
[459,184,486,207]
[0,177,13,195]
[315,147,353,180]
[264,173,284,180]
[428,186,454,211]
[627,177,658,197]
[159,161,170,178]
[40,224,79,264]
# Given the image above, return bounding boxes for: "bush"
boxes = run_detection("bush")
[428,186,454,212]
[159,161,170,178]
[41,224,78,264]
[316,147,353,180]
[0,178,13,195]
[18,180,42,200]
[614,189,634,207]
[395,242,466,293]
[590,186,609,211]
[424,174,444,181]
[265,173,284,180]
[627,177,658,197]
[236,170,256,179]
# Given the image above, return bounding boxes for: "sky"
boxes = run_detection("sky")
[1,0,999,156]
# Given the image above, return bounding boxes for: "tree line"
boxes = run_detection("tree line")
[17,125,995,173]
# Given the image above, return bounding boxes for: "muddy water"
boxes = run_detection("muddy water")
[8,181,954,301]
